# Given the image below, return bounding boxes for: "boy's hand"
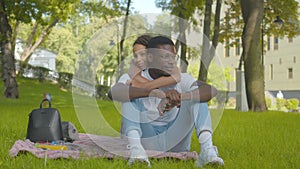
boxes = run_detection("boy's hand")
[157,98,171,116]
[157,90,181,115]
[165,90,181,107]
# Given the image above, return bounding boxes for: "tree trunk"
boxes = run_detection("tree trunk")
[209,0,222,57]
[240,0,267,111]
[178,9,188,73]
[119,0,131,75]
[21,22,38,61]
[21,19,59,62]
[11,20,20,52]
[0,0,19,98]
[198,0,212,82]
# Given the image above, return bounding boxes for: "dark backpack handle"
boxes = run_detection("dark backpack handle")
[40,99,52,108]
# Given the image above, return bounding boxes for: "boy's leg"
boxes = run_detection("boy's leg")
[140,123,164,151]
[193,102,224,167]
[122,100,143,136]
[166,101,213,152]
[163,101,224,167]
[121,99,150,166]
[164,100,196,152]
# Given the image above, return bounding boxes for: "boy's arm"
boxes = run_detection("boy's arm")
[108,83,165,102]
[108,83,150,102]
[181,81,218,102]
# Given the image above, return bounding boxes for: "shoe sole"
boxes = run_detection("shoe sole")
[206,160,224,167]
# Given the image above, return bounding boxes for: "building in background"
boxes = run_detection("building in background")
[14,39,57,71]
[218,35,300,102]
[27,49,57,71]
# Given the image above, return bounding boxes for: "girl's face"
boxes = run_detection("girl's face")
[133,44,147,70]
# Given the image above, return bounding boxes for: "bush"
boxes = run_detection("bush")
[33,66,50,82]
[265,97,272,108]
[58,72,73,89]
[208,97,217,107]
[285,98,299,112]
[96,85,110,100]
[276,98,286,111]
[18,62,52,82]
[226,97,236,108]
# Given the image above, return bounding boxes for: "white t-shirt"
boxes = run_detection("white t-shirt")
[118,70,197,126]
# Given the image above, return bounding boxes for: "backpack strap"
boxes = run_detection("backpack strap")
[40,99,52,108]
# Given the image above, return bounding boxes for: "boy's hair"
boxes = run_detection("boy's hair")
[133,35,152,47]
[147,36,175,49]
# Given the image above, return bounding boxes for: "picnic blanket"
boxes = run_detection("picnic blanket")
[9,133,198,160]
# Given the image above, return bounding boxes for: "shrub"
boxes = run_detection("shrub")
[208,97,217,107]
[18,62,52,82]
[285,98,299,112]
[276,98,286,111]
[226,97,236,108]
[58,72,73,89]
[96,85,110,100]
[265,97,272,108]
[33,66,50,82]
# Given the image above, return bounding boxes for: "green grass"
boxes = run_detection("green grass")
[0,77,300,169]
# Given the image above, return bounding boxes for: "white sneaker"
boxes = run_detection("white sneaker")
[128,145,151,167]
[196,146,224,167]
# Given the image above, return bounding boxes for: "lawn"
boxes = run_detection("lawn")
[0,78,299,169]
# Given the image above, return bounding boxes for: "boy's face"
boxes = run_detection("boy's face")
[133,44,147,70]
[148,44,176,75]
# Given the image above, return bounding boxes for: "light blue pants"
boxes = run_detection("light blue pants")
[122,99,212,152]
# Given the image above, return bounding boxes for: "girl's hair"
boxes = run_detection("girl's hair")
[133,35,152,47]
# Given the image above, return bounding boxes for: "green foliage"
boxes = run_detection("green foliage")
[18,62,52,82]
[41,12,118,75]
[95,85,110,100]
[58,72,73,89]
[208,97,217,107]
[13,0,122,76]
[34,67,51,82]
[285,98,299,112]
[220,0,300,46]
[276,98,286,111]
[226,97,236,108]
[187,59,233,91]
[155,0,205,24]
[6,0,80,46]
[5,0,79,24]
[265,97,272,108]
[219,0,243,46]
[150,13,174,37]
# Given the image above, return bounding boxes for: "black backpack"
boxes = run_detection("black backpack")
[26,99,63,142]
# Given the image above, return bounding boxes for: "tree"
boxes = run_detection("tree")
[198,0,212,82]
[119,0,131,75]
[14,0,80,62]
[155,0,223,78]
[221,0,299,111]
[156,0,205,72]
[0,0,79,98]
[1,0,122,98]
[0,0,18,98]
[240,0,267,111]
[198,0,223,82]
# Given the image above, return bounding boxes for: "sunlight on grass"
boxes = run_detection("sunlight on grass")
[0,78,299,168]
